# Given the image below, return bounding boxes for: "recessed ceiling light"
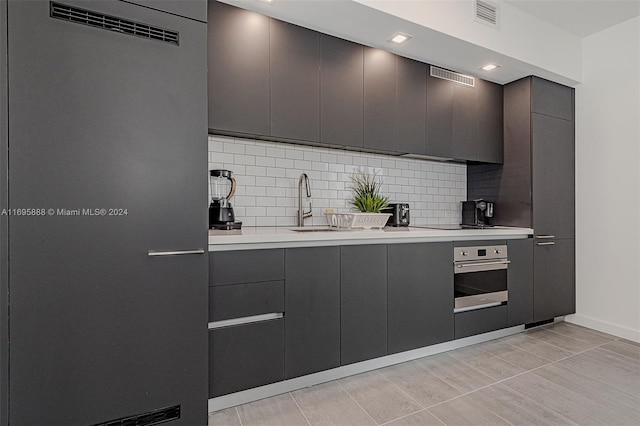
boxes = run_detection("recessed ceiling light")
[481,63,501,71]
[257,0,275,4]
[388,32,412,44]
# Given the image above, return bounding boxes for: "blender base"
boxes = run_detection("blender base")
[210,221,242,230]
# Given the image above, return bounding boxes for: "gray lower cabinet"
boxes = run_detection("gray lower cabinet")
[6,1,208,424]
[364,47,397,152]
[209,319,284,397]
[507,238,534,326]
[534,238,575,322]
[388,242,454,354]
[455,305,508,339]
[285,247,341,378]
[341,245,387,365]
[320,34,364,148]
[209,249,284,286]
[208,1,270,135]
[270,19,320,142]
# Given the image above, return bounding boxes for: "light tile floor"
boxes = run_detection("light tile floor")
[208,322,640,426]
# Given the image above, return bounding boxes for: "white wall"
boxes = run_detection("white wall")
[571,16,640,341]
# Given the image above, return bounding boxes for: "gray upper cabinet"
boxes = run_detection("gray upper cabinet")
[388,242,454,354]
[320,34,364,148]
[426,72,454,158]
[341,245,387,365]
[532,77,574,121]
[285,247,341,379]
[452,83,479,160]
[208,1,270,135]
[364,47,397,152]
[476,78,504,163]
[270,19,320,142]
[532,113,575,239]
[126,0,207,21]
[397,56,427,155]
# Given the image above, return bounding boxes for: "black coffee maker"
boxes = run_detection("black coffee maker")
[461,199,494,228]
[209,169,242,230]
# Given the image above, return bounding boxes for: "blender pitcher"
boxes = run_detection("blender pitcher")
[209,169,241,229]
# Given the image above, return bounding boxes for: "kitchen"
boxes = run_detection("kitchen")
[2,2,638,424]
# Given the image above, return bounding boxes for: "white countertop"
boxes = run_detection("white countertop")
[208,226,533,251]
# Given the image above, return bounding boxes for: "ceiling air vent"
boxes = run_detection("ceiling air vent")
[50,2,179,45]
[93,405,180,426]
[475,0,499,29]
[430,66,475,87]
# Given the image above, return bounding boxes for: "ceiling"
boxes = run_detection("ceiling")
[505,0,640,37]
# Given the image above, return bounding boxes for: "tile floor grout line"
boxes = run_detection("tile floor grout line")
[447,346,529,382]
[335,379,383,426]
[287,391,312,426]
[473,335,558,362]
[474,342,555,369]
[234,406,244,426]
[374,368,427,411]
[597,342,640,362]
[525,327,606,352]
[539,323,616,346]
[558,321,623,341]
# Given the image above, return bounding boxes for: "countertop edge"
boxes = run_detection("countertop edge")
[208,227,534,251]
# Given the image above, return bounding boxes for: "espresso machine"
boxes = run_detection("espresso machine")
[461,199,494,228]
[209,169,242,230]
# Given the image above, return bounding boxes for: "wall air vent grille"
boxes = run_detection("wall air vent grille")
[50,2,179,45]
[430,66,475,87]
[475,0,499,28]
[93,405,180,426]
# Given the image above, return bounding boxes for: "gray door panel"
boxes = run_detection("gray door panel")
[8,1,207,424]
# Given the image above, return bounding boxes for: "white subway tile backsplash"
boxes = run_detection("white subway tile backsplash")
[208,136,466,227]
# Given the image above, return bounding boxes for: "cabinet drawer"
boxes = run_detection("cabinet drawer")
[210,249,284,286]
[209,280,284,322]
[455,305,508,339]
[209,318,284,398]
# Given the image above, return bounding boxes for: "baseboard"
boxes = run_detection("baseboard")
[565,314,640,342]
[208,325,524,413]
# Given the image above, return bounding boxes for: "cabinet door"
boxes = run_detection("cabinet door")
[364,47,397,152]
[341,245,387,365]
[532,77,574,121]
[388,242,454,354]
[426,73,453,158]
[397,57,427,155]
[452,83,479,160]
[532,113,575,239]
[270,19,320,142]
[533,239,575,322]
[455,305,508,339]
[209,319,284,397]
[476,78,504,163]
[208,1,269,135]
[8,2,207,424]
[320,35,364,148]
[507,238,534,326]
[285,247,340,379]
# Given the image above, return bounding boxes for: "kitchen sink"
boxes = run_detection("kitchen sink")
[289,226,345,232]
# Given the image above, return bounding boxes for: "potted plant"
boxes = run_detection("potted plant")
[349,168,389,213]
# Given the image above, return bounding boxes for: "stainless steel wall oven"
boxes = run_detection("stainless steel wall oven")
[454,244,509,313]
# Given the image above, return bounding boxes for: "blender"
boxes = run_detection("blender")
[209,169,242,230]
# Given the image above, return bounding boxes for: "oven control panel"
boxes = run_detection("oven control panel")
[454,245,508,262]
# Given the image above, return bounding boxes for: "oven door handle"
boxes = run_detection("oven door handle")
[455,260,510,268]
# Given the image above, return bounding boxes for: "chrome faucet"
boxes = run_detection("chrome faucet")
[297,173,312,226]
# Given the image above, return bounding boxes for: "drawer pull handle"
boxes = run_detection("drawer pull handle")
[148,249,205,257]
[535,235,555,239]
[456,260,511,268]
[208,313,284,329]
[536,242,556,246]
